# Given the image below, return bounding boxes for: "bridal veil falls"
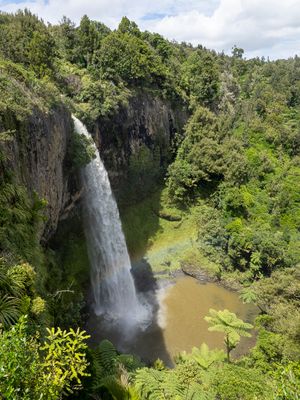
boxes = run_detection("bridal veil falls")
[72,116,149,331]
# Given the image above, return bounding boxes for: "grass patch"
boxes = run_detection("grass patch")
[121,188,219,277]
[180,247,221,279]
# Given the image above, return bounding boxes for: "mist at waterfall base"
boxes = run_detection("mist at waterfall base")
[73,116,152,340]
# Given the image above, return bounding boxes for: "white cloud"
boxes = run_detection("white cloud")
[145,0,300,58]
[0,0,300,59]
[0,0,215,26]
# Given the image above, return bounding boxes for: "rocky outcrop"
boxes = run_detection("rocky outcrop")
[94,90,188,200]
[2,105,77,240]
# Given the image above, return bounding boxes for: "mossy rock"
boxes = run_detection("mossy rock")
[155,209,182,222]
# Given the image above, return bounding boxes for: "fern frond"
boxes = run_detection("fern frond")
[97,339,118,375]
[185,383,214,400]
[134,368,166,400]
[0,294,21,328]
[96,375,127,399]
[134,368,187,400]
[118,353,144,372]
[162,371,185,398]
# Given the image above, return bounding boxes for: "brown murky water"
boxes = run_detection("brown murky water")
[156,276,257,359]
[87,275,257,366]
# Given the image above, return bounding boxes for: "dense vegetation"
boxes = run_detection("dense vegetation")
[0,9,299,399]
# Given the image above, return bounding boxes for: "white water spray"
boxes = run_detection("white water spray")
[73,116,149,330]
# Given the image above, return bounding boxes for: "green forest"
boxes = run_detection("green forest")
[0,9,300,399]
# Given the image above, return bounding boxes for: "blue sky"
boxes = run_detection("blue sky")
[1,0,300,59]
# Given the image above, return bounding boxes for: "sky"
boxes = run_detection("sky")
[0,0,300,60]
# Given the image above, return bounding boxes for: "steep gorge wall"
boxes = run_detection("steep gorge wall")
[1,105,76,241]
[1,91,187,243]
[94,91,188,201]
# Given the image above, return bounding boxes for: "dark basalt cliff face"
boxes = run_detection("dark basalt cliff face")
[2,105,76,241]
[2,91,187,241]
[94,91,188,201]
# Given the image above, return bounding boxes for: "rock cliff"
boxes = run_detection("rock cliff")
[1,91,187,241]
[94,90,188,201]
[2,105,75,240]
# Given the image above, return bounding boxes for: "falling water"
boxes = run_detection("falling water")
[72,116,149,330]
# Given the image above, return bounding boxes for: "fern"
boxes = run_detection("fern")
[118,354,144,373]
[91,357,105,391]
[90,341,142,399]
[97,339,118,375]
[94,375,141,400]
[177,343,225,370]
[162,372,185,399]
[134,365,213,400]
[126,386,141,400]
[90,340,145,398]
[95,375,127,399]
[184,383,214,400]
[0,183,43,263]
[134,368,189,400]
[134,368,167,400]
[90,340,119,391]
[0,294,21,328]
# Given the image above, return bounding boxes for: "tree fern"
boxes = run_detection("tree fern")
[204,309,253,337]
[90,340,142,399]
[204,309,253,361]
[134,368,187,400]
[96,375,128,399]
[91,340,125,390]
[0,294,21,328]
[118,354,144,373]
[134,368,167,400]
[90,356,105,391]
[96,339,118,375]
[184,383,214,400]
[162,371,185,399]
[177,343,225,370]
[126,386,141,400]
[0,262,28,298]
[96,376,141,400]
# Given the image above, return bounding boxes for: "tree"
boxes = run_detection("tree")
[167,106,224,202]
[0,10,55,76]
[180,49,220,107]
[118,16,141,37]
[204,309,253,362]
[232,45,244,59]
[98,31,166,85]
[0,317,90,399]
[27,29,55,77]
[76,15,110,67]
[53,16,77,62]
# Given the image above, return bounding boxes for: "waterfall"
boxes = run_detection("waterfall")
[73,116,149,329]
